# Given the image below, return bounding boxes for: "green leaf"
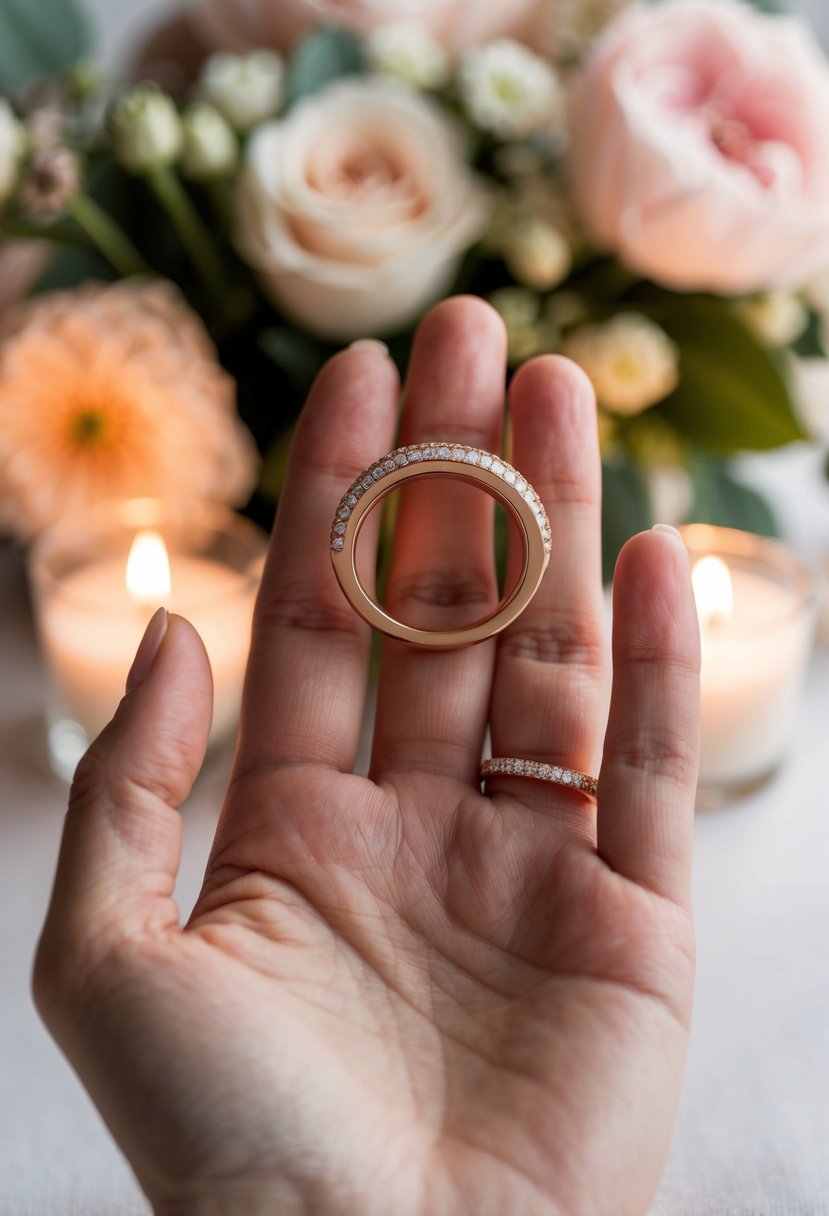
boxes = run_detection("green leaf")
[33,244,112,292]
[792,310,825,360]
[686,453,779,536]
[601,459,652,584]
[744,0,786,12]
[284,27,364,107]
[259,326,330,394]
[0,0,92,90]
[653,295,805,452]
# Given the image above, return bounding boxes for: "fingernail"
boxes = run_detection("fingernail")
[126,608,168,693]
[348,338,389,356]
[652,523,684,542]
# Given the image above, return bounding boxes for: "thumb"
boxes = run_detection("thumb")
[35,610,213,996]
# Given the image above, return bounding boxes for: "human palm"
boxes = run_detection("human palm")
[35,299,700,1216]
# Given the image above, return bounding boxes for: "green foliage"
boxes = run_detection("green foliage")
[651,295,805,451]
[259,327,332,395]
[744,0,787,11]
[601,459,652,584]
[686,453,779,536]
[0,0,92,90]
[792,310,825,360]
[283,28,364,108]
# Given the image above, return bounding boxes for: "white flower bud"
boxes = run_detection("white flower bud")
[458,39,563,139]
[181,104,238,180]
[200,51,284,133]
[504,218,572,292]
[366,23,451,90]
[109,86,183,174]
[736,291,808,347]
[487,286,556,366]
[562,313,680,415]
[0,100,26,206]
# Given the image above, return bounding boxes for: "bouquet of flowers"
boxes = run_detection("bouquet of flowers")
[1,0,829,577]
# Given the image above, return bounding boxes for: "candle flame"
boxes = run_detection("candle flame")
[692,555,733,629]
[125,530,171,605]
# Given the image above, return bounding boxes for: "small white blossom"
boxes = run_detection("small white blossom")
[736,292,808,347]
[200,51,284,133]
[109,86,183,173]
[562,313,680,415]
[0,100,26,205]
[181,104,238,179]
[504,218,571,292]
[366,22,451,90]
[458,40,563,140]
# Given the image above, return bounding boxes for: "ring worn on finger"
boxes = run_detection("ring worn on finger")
[330,443,551,649]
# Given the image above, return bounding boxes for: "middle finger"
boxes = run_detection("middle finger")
[371,297,507,783]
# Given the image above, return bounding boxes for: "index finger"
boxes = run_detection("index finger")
[597,527,701,909]
[235,343,399,778]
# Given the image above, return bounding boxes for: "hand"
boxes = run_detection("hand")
[34,297,700,1216]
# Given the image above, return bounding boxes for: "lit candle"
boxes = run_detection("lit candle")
[30,501,265,779]
[682,525,816,801]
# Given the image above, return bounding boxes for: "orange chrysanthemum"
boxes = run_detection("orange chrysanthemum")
[0,279,258,539]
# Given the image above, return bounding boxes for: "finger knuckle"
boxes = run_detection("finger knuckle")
[387,568,494,615]
[255,582,366,641]
[500,613,605,671]
[610,725,699,787]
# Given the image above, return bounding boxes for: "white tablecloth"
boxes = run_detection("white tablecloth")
[2,448,829,1215]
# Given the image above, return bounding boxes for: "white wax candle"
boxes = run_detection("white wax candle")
[697,565,812,787]
[39,554,255,745]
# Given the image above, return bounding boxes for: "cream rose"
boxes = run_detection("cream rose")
[569,0,829,294]
[192,0,539,54]
[235,77,488,341]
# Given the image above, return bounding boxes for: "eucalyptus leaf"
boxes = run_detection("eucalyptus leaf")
[654,296,805,451]
[0,0,92,90]
[284,28,364,108]
[601,459,652,584]
[686,454,779,536]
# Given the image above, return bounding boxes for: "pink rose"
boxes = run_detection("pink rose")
[194,0,539,54]
[569,0,829,294]
[235,77,488,341]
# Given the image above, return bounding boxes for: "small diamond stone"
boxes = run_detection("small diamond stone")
[372,466,384,480]
[384,458,396,472]
[352,484,365,498]
[561,771,572,784]
[337,506,351,521]
[423,446,437,459]
[333,521,346,535]
[491,461,504,476]
[452,447,465,461]
[503,469,516,485]
[361,475,374,490]
[552,767,562,781]
[464,450,480,464]
[408,449,422,461]
[331,537,344,552]
[346,494,358,508]
[395,452,408,466]
[480,454,493,469]
[438,446,451,459]
[515,477,527,492]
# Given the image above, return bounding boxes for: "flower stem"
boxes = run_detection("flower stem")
[66,192,153,277]
[0,215,88,248]
[147,165,225,304]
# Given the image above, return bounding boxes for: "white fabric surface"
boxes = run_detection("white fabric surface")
[1,446,829,1215]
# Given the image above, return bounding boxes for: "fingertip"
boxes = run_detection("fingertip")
[414,294,508,359]
[511,353,597,413]
[612,528,700,668]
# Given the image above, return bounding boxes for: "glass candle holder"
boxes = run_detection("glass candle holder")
[29,499,266,782]
[680,524,817,806]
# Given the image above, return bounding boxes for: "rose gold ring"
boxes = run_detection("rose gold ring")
[330,443,551,649]
[481,757,598,798]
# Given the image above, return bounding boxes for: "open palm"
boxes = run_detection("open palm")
[35,298,700,1216]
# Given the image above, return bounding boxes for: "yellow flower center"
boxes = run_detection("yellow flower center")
[69,408,109,448]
